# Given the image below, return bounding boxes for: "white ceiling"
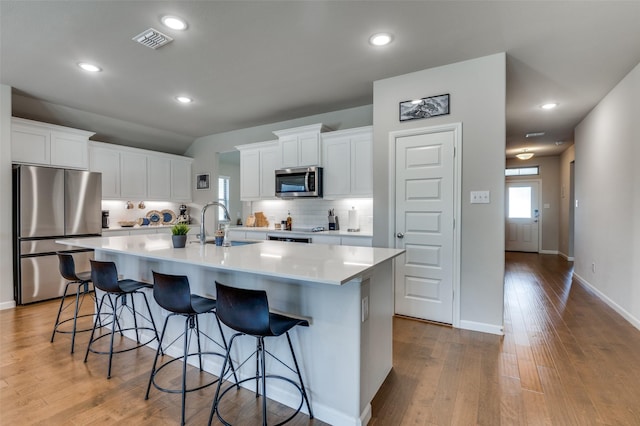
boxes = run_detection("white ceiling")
[2,1,639,157]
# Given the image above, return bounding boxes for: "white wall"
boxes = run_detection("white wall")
[506,155,561,253]
[0,85,15,309]
[373,53,506,333]
[185,105,373,236]
[573,63,640,329]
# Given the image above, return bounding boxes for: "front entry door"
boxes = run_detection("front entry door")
[505,181,540,252]
[393,126,458,324]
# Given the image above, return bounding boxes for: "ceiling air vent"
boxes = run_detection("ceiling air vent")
[132,28,173,49]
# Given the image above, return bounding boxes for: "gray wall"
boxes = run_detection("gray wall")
[574,63,640,328]
[1,85,15,308]
[373,53,506,333]
[506,155,561,254]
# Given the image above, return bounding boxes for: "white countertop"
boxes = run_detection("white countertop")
[57,234,403,286]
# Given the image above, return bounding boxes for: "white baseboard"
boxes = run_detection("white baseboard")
[539,249,558,255]
[459,320,504,336]
[0,300,16,310]
[558,252,574,261]
[573,273,640,331]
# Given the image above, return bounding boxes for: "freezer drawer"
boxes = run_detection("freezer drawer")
[19,251,93,304]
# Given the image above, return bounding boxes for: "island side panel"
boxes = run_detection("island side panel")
[359,258,394,423]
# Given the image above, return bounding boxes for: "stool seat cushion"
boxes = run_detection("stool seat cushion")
[190,294,217,314]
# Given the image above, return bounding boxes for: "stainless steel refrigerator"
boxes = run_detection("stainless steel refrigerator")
[12,165,102,304]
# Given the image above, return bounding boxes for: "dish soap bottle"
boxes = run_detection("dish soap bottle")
[286,211,292,231]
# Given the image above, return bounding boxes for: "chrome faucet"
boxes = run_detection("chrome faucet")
[199,201,230,245]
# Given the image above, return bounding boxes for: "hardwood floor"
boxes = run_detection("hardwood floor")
[371,252,640,425]
[2,253,640,425]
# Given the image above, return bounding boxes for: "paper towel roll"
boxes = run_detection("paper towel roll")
[348,207,359,232]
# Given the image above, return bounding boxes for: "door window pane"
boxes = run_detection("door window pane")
[509,187,531,218]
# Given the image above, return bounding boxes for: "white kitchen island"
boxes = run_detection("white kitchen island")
[59,234,404,426]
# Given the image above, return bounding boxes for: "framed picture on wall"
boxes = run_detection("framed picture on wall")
[400,93,450,121]
[196,173,210,190]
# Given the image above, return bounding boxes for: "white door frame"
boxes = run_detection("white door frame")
[505,178,542,253]
[388,123,462,328]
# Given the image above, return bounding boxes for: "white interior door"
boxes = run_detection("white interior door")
[505,181,540,252]
[393,127,457,324]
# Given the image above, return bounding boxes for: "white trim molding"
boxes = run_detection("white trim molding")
[573,272,640,331]
[459,319,504,336]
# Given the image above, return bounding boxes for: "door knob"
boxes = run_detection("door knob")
[396,232,404,239]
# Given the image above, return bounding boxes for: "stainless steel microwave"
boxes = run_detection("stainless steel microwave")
[275,166,323,198]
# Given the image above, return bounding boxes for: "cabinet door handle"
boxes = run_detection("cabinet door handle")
[396,232,404,239]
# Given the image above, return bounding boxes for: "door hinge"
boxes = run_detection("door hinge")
[453,218,456,229]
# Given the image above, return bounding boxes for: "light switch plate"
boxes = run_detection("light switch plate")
[470,190,490,204]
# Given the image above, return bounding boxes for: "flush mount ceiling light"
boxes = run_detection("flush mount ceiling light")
[77,62,102,72]
[369,32,393,46]
[541,102,558,110]
[161,15,188,30]
[175,96,193,104]
[516,149,534,160]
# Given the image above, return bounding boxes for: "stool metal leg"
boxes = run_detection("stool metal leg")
[259,337,267,426]
[286,332,313,418]
[50,281,74,344]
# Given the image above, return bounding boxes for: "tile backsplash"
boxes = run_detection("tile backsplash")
[247,198,373,232]
[102,200,184,226]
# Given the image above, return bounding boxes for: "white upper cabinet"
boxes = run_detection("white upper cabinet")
[146,156,171,200]
[273,123,330,168]
[120,151,148,199]
[321,126,373,198]
[89,141,192,202]
[170,159,192,202]
[89,143,120,198]
[11,117,94,169]
[238,140,280,201]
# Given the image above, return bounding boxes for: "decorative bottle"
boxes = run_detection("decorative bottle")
[286,211,292,231]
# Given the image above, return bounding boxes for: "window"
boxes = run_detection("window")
[218,176,230,221]
[508,187,531,218]
[506,166,539,176]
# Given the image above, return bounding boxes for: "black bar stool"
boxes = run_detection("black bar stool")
[208,281,313,426]
[51,253,102,354]
[145,271,238,426]
[84,259,161,379]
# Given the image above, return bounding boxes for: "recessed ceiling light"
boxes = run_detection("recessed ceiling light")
[161,15,188,30]
[175,96,193,104]
[369,33,393,46]
[541,103,558,110]
[77,62,102,72]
